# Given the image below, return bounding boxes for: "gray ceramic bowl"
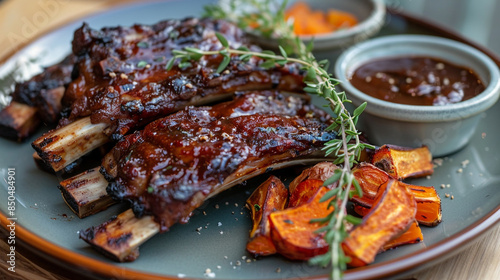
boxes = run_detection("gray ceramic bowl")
[334,35,500,157]
[251,0,386,50]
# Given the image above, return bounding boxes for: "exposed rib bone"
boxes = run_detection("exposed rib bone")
[58,168,114,218]
[80,154,332,262]
[80,209,159,262]
[57,91,315,217]
[31,90,238,172]
[0,102,40,142]
[33,152,54,174]
[32,117,109,172]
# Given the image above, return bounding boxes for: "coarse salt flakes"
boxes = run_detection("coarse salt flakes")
[204,268,216,278]
[433,158,444,166]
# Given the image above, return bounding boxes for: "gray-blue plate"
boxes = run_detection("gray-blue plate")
[0,1,499,279]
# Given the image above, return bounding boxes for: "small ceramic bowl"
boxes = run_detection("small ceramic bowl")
[334,35,500,157]
[250,0,386,51]
[294,0,386,50]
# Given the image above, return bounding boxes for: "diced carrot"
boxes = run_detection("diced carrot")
[285,1,358,36]
[285,1,311,19]
[327,9,358,29]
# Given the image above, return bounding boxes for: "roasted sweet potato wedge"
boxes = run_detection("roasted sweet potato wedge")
[352,204,371,217]
[246,235,277,257]
[288,179,324,208]
[245,176,288,256]
[269,187,332,260]
[371,145,433,179]
[352,162,391,200]
[288,162,338,193]
[406,184,442,226]
[351,179,441,227]
[382,221,423,251]
[342,180,417,267]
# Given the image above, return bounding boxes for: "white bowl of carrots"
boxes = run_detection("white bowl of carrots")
[285,0,386,50]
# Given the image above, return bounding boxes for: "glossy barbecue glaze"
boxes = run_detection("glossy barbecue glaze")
[101,91,334,231]
[62,18,305,138]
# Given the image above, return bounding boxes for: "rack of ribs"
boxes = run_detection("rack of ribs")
[81,91,335,261]
[32,17,306,172]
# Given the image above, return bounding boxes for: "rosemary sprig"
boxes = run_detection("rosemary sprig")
[194,1,374,279]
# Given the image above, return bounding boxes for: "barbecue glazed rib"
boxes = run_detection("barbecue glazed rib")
[63,17,305,134]
[0,54,75,141]
[99,91,334,232]
[59,91,320,218]
[33,18,305,171]
[81,91,336,261]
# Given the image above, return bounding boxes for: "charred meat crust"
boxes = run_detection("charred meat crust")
[101,91,335,231]
[58,185,81,215]
[12,54,76,123]
[79,221,136,262]
[0,54,75,142]
[61,18,305,138]
[0,102,40,141]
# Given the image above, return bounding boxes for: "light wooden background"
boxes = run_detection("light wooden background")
[0,0,499,280]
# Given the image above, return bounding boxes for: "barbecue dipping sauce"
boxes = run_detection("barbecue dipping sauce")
[349,56,485,106]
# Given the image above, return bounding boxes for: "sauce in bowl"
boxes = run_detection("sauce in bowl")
[349,56,485,106]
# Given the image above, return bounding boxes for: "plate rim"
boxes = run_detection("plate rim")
[1,1,500,279]
[1,202,499,280]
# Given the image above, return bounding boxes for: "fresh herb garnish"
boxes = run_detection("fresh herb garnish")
[137,60,149,68]
[254,204,261,211]
[169,1,374,278]
[136,41,149,49]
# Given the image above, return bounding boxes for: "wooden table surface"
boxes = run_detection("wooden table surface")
[0,0,499,279]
